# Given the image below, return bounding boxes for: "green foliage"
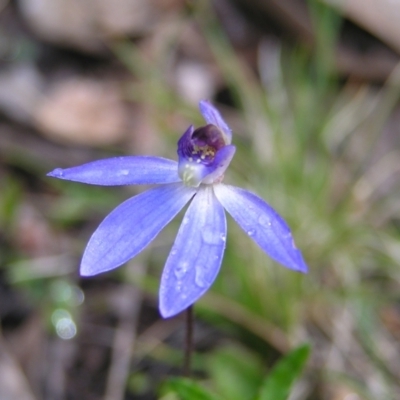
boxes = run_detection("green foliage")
[47,180,124,227]
[161,345,310,400]
[161,378,223,400]
[206,345,264,400]
[257,345,310,400]
[0,175,22,232]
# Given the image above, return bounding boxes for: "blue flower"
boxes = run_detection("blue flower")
[47,101,308,318]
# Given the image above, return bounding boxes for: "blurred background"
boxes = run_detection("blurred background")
[1,0,400,399]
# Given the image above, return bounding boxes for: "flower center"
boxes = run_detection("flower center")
[190,143,215,162]
[178,123,232,187]
[184,124,226,165]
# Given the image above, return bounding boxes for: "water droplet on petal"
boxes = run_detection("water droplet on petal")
[247,229,255,236]
[170,248,177,256]
[121,169,129,176]
[182,217,190,225]
[220,234,226,242]
[51,168,64,177]
[258,215,271,227]
[174,262,188,279]
[202,226,221,245]
[195,266,207,288]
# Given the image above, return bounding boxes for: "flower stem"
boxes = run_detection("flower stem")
[183,305,194,377]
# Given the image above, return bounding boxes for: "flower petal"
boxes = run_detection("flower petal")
[47,156,180,186]
[81,183,196,276]
[214,184,308,273]
[177,125,194,161]
[159,185,227,318]
[200,145,236,184]
[199,100,232,144]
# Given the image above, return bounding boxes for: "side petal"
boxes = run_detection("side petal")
[47,156,180,186]
[159,185,227,318]
[201,145,236,184]
[81,183,196,276]
[214,184,308,273]
[199,100,232,144]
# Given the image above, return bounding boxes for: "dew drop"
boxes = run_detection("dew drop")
[51,168,64,177]
[220,234,226,242]
[121,169,129,176]
[170,248,177,256]
[202,226,221,245]
[182,217,190,225]
[195,266,207,288]
[258,215,271,227]
[247,229,256,236]
[174,262,188,279]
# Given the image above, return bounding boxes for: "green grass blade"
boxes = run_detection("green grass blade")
[257,345,311,400]
[161,378,223,400]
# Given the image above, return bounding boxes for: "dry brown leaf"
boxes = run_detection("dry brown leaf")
[34,78,128,146]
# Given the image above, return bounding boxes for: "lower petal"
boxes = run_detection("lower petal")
[81,183,196,276]
[159,185,227,318]
[214,184,308,273]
